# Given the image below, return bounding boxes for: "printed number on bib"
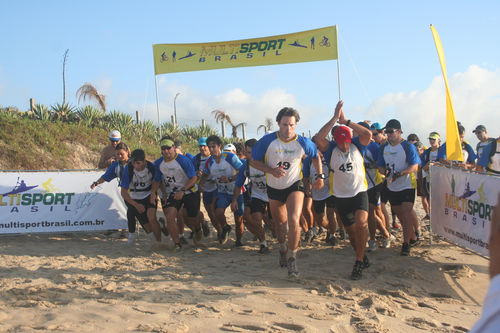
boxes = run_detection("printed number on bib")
[277,161,291,170]
[339,162,353,172]
[164,176,176,186]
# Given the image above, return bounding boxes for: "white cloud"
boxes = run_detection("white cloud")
[123,65,500,145]
[364,65,500,147]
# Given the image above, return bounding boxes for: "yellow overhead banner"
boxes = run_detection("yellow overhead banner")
[153,26,338,75]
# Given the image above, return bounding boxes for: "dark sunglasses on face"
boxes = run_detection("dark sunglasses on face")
[385,128,395,134]
[372,132,380,136]
[161,145,173,150]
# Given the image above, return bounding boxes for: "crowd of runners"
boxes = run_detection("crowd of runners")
[91,101,499,280]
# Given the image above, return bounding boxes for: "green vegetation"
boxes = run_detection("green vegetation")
[0,106,238,170]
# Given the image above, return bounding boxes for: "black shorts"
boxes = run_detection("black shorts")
[164,191,200,218]
[312,196,336,214]
[243,190,252,206]
[250,197,269,215]
[367,184,381,206]
[335,191,369,227]
[125,196,157,228]
[267,180,305,203]
[380,180,390,204]
[388,188,416,206]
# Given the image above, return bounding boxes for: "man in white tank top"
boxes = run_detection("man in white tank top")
[315,101,372,280]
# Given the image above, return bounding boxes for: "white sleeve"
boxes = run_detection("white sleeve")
[469,274,500,333]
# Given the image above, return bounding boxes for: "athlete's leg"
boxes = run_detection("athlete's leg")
[146,207,161,241]
[163,206,180,244]
[285,191,305,256]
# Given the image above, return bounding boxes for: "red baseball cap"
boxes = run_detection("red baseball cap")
[333,125,352,145]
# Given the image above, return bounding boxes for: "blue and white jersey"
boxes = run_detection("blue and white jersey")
[437,142,477,164]
[120,163,155,200]
[203,152,243,195]
[324,137,368,198]
[195,153,217,192]
[478,139,500,173]
[252,132,317,190]
[377,140,420,192]
[154,154,197,197]
[101,160,126,184]
[303,155,330,201]
[235,160,269,202]
[364,142,383,189]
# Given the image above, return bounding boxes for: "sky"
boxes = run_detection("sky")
[1,1,499,147]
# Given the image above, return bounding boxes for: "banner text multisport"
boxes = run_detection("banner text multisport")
[0,192,75,212]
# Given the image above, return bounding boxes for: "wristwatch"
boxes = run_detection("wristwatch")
[315,173,326,180]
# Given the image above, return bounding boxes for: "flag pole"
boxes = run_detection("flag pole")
[336,25,342,100]
[154,74,162,139]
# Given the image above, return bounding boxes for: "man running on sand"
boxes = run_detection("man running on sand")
[251,107,324,278]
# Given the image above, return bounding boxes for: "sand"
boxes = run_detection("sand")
[0,204,489,333]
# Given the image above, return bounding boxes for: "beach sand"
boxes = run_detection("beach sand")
[0,204,489,333]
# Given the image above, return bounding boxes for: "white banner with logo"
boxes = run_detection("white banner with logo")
[430,164,499,257]
[0,171,127,234]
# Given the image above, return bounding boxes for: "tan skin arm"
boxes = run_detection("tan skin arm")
[121,187,145,214]
[314,100,343,152]
[311,154,324,190]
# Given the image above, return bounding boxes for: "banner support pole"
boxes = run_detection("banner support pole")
[154,75,162,139]
[336,25,341,100]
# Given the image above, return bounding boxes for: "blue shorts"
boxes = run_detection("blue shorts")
[215,192,244,217]
[202,190,217,206]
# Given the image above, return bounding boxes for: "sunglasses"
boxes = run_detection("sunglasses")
[372,132,380,136]
[385,128,395,134]
[161,145,173,150]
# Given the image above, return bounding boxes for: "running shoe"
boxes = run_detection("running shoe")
[194,229,203,244]
[158,217,169,237]
[382,234,396,248]
[127,232,136,245]
[317,227,325,238]
[202,221,211,237]
[350,260,363,280]
[329,235,338,246]
[367,239,377,252]
[287,257,299,278]
[362,255,370,269]
[174,243,182,252]
[409,238,420,248]
[179,236,188,245]
[338,229,346,240]
[401,242,410,256]
[279,250,288,267]
[304,230,314,243]
[234,240,243,247]
[220,224,232,244]
[423,214,430,221]
[258,244,270,254]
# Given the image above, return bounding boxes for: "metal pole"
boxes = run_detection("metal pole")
[336,25,342,100]
[154,75,161,139]
[242,123,246,142]
[174,92,180,126]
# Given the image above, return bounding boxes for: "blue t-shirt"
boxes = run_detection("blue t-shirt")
[437,142,477,164]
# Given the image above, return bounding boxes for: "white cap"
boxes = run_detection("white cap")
[223,143,236,152]
[109,130,121,142]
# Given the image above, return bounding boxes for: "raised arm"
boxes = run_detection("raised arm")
[314,100,343,152]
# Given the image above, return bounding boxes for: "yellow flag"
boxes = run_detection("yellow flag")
[430,24,464,161]
[153,26,338,75]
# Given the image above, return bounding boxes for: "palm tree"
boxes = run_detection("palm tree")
[211,109,246,138]
[257,117,274,135]
[76,83,106,112]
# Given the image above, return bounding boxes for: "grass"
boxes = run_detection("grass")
[0,113,243,170]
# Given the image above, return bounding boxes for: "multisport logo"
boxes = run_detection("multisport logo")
[0,177,74,213]
[443,176,493,228]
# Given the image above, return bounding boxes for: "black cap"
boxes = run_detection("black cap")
[130,149,146,162]
[384,119,401,130]
[473,125,486,133]
[357,121,371,129]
